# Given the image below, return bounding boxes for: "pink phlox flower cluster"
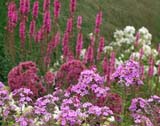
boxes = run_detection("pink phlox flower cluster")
[71,69,108,97]
[34,94,58,115]
[12,88,33,107]
[112,59,143,86]
[129,96,160,126]
[15,116,34,126]
[0,89,9,107]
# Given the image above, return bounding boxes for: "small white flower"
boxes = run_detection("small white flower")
[156,60,160,65]
[142,45,152,56]
[53,105,60,119]
[124,26,135,35]
[131,52,140,60]
[107,116,115,122]
[151,49,158,57]
[103,46,113,53]
[80,49,86,59]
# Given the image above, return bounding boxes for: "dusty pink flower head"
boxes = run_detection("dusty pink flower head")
[19,20,26,48]
[84,45,94,64]
[32,0,39,18]
[101,93,122,121]
[8,61,46,98]
[19,0,30,15]
[43,10,51,33]
[134,32,140,47]
[76,32,83,58]
[54,0,61,20]
[94,11,102,34]
[56,60,86,88]
[43,0,50,11]
[158,43,160,55]
[97,37,105,60]
[66,18,73,33]
[77,16,82,29]
[158,64,160,76]
[69,0,77,15]
[7,1,18,32]
[62,32,69,58]
[148,56,154,77]
[45,71,55,86]
[29,19,36,38]
[102,57,109,75]
[35,26,45,42]
[44,32,61,66]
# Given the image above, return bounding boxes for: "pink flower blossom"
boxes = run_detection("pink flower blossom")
[94,11,102,34]
[35,26,45,42]
[84,45,94,64]
[7,1,18,32]
[45,71,55,86]
[66,18,73,33]
[76,32,83,58]
[19,20,26,47]
[69,0,77,15]
[29,20,36,38]
[19,0,30,15]
[8,61,46,97]
[77,16,82,29]
[97,37,105,60]
[54,0,61,20]
[32,1,39,18]
[43,10,51,33]
[56,60,86,88]
[43,0,50,11]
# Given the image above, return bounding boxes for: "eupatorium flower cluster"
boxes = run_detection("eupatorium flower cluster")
[56,60,86,88]
[8,61,46,97]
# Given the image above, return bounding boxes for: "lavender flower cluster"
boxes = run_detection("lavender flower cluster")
[0,68,116,126]
[129,95,160,126]
[112,59,143,86]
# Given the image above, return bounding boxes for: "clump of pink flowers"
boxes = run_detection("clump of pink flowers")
[56,60,86,88]
[8,61,46,97]
[112,59,143,86]
[129,95,160,126]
